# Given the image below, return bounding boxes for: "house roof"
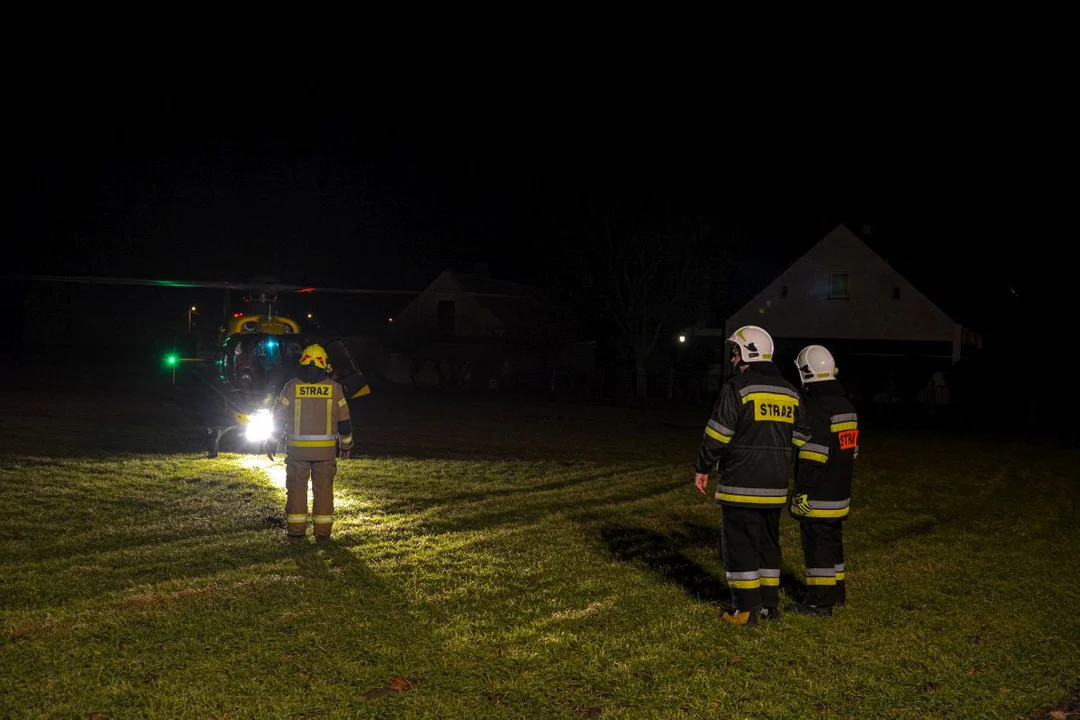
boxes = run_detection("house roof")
[446,270,541,332]
[392,269,543,332]
[436,270,538,297]
[845,226,1009,335]
[719,224,1000,334]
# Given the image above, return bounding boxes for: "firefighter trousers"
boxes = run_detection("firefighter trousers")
[799,520,845,607]
[720,506,782,613]
[285,457,337,538]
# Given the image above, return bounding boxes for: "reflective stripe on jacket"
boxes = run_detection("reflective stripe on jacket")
[791,379,858,522]
[272,377,352,461]
[695,362,810,509]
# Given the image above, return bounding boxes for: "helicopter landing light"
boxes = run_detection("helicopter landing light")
[242,409,276,443]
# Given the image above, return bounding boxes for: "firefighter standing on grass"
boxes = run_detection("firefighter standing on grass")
[264,343,354,542]
[694,325,811,627]
[787,344,858,616]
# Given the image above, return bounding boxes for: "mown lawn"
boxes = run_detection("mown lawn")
[1,381,1077,719]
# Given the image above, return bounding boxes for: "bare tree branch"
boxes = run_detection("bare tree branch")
[554,210,734,396]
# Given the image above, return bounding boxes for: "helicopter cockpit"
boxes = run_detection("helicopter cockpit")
[219,333,310,401]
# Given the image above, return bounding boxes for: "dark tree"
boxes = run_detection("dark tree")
[556,212,733,399]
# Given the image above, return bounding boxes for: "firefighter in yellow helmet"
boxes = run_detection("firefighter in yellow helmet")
[265,343,354,541]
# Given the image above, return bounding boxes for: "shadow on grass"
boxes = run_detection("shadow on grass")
[596,523,729,604]
[6,495,287,562]
[1,527,316,611]
[593,520,814,607]
[779,569,808,603]
[439,465,672,504]
[877,519,938,546]
[284,537,384,586]
[374,465,677,518]
[422,477,690,534]
[1023,683,1080,720]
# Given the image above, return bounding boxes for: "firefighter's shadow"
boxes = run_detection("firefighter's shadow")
[778,570,807,602]
[597,523,729,604]
[285,538,380,585]
[597,523,807,605]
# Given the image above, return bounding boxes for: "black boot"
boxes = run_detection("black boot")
[759,606,782,621]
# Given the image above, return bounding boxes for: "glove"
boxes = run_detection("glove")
[338,445,352,460]
[791,492,812,516]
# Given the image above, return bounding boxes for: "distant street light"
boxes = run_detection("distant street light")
[188,305,198,332]
[678,334,686,343]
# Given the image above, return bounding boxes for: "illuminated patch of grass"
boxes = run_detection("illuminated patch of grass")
[0,392,1077,718]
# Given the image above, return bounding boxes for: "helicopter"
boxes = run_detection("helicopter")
[186,288,376,457]
[12,273,529,457]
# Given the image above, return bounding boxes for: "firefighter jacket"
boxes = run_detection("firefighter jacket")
[694,362,811,509]
[271,373,353,462]
[790,379,858,522]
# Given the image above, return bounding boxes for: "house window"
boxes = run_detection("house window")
[829,272,849,299]
[437,300,455,334]
[780,285,788,299]
[893,286,901,299]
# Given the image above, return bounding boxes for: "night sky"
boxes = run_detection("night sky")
[7,61,1065,344]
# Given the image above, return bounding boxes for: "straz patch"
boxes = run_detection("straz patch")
[296,383,332,398]
[839,429,859,450]
[753,395,796,423]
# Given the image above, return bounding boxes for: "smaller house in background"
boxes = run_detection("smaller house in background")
[716,224,983,409]
[390,268,538,339]
[383,268,594,392]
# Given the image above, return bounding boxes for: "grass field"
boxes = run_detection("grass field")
[1,375,1078,719]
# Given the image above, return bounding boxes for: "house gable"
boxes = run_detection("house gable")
[725,224,957,343]
[392,270,537,338]
[392,270,458,335]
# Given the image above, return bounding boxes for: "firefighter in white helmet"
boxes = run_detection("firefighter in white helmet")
[693,325,811,626]
[788,344,859,616]
[265,343,354,542]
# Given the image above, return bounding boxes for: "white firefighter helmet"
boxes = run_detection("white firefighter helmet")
[794,344,838,384]
[727,325,774,363]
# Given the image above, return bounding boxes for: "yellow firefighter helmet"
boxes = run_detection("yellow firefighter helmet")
[299,343,330,371]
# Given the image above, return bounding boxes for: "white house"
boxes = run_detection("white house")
[715,224,983,405]
[723,224,981,356]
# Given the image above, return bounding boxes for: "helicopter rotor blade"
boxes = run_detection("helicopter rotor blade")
[287,285,529,299]
[10,275,263,290]
[7,275,530,299]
